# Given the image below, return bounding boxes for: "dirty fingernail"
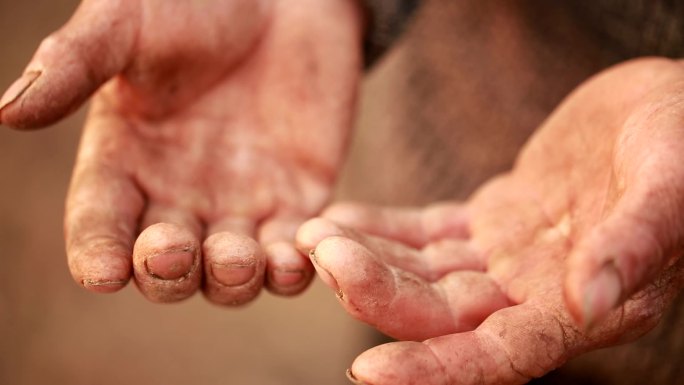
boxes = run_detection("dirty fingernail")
[211,262,255,286]
[82,278,129,293]
[145,250,194,280]
[309,248,343,298]
[0,71,41,111]
[583,261,622,328]
[270,269,304,287]
[346,369,370,385]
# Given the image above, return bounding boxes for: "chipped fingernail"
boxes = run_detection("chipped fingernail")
[346,369,370,385]
[0,71,41,111]
[82,278,128,293]
[271,268,304,287]
[82,279,128,287]
[211,262,255,286]
[145,250,194,280]
[583,261,622,328]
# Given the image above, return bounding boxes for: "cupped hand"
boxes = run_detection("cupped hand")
[0,0,363,304]
[297,58,684,384]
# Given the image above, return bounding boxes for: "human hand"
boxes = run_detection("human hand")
[297,58,684,384]
[0,0,363,304]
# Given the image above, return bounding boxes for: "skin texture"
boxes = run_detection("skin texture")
[297,58,684,384]
[0,0,363,303]
[3,1,683,384]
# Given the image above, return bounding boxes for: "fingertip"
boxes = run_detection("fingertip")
[313,236,395,310]
[565,226,628,327]
[67,237,133,294]
[264,241,314,296]
[133,223,202,303]
[0,55,94,129]
[0,71,42,127]
[309,237,343,295]
[202,232,266,306]
[204,232,261,286]
[565,260,623,328]
[295,217,344,254]
[2,0,139,128]
[346,368,369,385]
[350,342,447,385]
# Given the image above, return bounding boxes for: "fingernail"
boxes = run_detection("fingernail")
[82,278,129,293]
[211,262,255,286]
[270,269,304,287]
[346,369,370,385]
[145,250,194,280]
[310,248,344,299]
[583,261,622,328]
[0,71,41,111]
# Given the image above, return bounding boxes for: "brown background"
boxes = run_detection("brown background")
[0,1,374,384]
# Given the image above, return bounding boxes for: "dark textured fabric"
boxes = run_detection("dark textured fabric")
[362,0,422,67]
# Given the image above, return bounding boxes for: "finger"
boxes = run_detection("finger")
[259,216,314,296]
[322,202,470,248]
[132,206,204,302]
[65,165,144,293]
[566,121,684,326]
[132,223,202,303]
[312,236,509,341]
[0,0,138,128]
[298,218,483,280]
[259,216,303,245]
[207,217,256,237]
[422,240,487,272]
[202,218,265,306]
[141,204,204,239]
[348,302,578,385]
[565,193,678,327]
[348,285,684,385]
[262,242,314,296]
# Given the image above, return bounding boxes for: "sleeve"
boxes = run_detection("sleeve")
[361,0,422,68]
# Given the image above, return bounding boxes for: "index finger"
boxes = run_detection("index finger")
[348,302,578,385]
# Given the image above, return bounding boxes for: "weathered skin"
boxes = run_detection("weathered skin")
[299,58,684,384]
[3,0,684,384]
[0,0,363,303]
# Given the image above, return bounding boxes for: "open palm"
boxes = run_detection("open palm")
[297,58,684,384]
[0,0,362,304]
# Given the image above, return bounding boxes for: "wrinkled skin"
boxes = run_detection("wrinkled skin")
[297,58,684,384]
[4,1,684,384]
[0,0,363,303]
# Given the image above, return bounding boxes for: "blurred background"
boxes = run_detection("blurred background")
[0,1,375,384]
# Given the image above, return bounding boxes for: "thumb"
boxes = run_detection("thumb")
[0,0,139,129]
[565,102,684,327]
[565,199,674,328]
